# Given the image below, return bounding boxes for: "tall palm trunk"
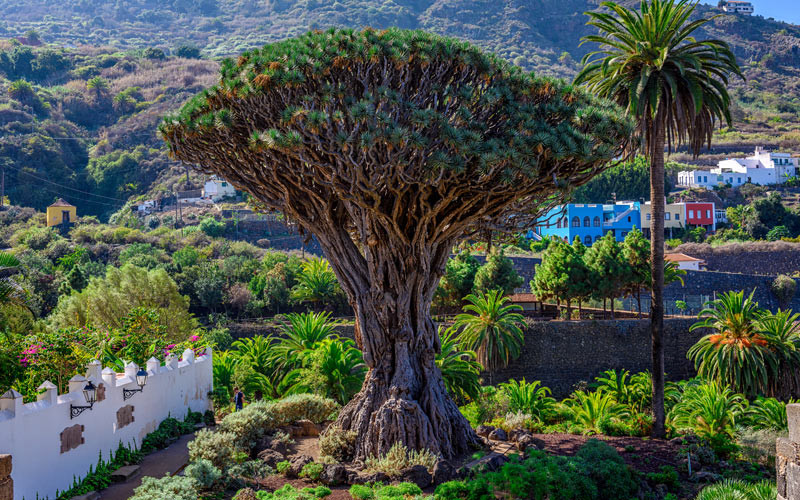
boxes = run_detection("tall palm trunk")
[650,122,666,439]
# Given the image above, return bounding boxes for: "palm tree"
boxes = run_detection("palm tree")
[280,337,365,405]
[0,251,32,337]
[575,0,742,437]
[436,326,482,402]
[688,291,769,396]
[453,289,525,383]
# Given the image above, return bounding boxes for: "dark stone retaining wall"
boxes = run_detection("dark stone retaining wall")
[489,318,708,398]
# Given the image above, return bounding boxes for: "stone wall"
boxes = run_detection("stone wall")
[489,318,708,398]
[674,242,800,276]
[0,455,10,500]
[778,404,800,500]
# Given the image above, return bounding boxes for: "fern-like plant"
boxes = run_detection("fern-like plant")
[565,390,628,434]
[695,479,776,500]
[668,381,746,441]
[499,378,556,421]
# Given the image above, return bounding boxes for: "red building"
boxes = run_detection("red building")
[684,202,715,232]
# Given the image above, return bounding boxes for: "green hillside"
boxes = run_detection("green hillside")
[1,0,800,217]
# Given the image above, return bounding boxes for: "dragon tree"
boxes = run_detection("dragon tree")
[161,28,633,460]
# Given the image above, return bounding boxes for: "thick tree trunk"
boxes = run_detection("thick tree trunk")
[650,127,667,439]
[318,230,478,461]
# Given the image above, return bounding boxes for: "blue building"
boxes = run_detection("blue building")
[532,202,641,246]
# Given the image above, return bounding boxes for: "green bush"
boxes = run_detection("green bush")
[254,484,331,500]
[129,475,198,500]
[349,482,422,500]
[435,440,638,500]
[184,459,221,489]
[646,465,679,491]
[299,462,323,480]
[187,429,236,468]
[363,442,437,477]
[695,479,776,500]
[319,425,357,462]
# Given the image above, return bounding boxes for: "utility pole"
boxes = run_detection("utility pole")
[1,165,5,209]
[174,191,179,228]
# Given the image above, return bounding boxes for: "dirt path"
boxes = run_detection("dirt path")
[98,433,195,500]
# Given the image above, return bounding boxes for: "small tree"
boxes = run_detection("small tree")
[622,228,650,316]
[161,28,632,459]
[771,275,797,310]
[584,233,628,318]
[474,247,523,296]
[434,250,481,308]
[532,237,588,318]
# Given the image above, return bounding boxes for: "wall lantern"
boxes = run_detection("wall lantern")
[123,368,148,401]
[70,381,97,419]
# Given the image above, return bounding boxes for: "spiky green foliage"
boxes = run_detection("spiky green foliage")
[436,326,482,401]
[746,397,794,431]
[689,291,800,397]
[575,0,742,157]
[565,390,629,433]
[290,258,343,308]
[695,479,776,500]
[668,381,745,441]
[271,311,339,370]
[453,290,525,373]
[500,378,557,421]
[280,337,366,405]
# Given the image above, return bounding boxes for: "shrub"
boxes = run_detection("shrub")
[747,397,792,431]
[276,461,291,474]
[737,427,782,466]
[564,390,628,434]
[299,462,323,480]
[129,475,197,500]
[363,442,437,477]
[350,482,422,500]
[575,440,639,499]
[254,485,331,500]
[668,381,745,442]
[184,459,221,489]
[770,274,796,309]
[187,429,236,468]
[646,465,679,491]
[500,379,556,420]
[319,425,357,462]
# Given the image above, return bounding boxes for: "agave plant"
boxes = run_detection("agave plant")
[436,326,482,402]
[453,289,525,381]
[565,390,628,434]
[688,291,771,396]
[695,479,776,500]
[500,378,556,421]
[668,381,746,441]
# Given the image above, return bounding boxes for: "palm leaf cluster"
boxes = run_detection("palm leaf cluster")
[575,0,742,157]
[688,290,800,398]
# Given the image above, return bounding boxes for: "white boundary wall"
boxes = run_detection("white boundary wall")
[0,349,212,500]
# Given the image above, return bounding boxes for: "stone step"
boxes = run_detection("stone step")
[110,464,141,483]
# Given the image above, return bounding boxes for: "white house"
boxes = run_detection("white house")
[679,148,798,189]
[665,253,706,271]
[202,176,237,202]
[721,1,754,14]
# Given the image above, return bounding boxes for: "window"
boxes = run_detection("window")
[675,213,680,220]
[221,182,228,187]
[665,213,671,220]
[556,218,562,228]
[627,216,631,222]
[646,213,651,221]
[706,210,711,218]
[689,210,694,218]
[595,235,601,242]
[593,216,601,227]
[571,217,581,227]
[584,235,592,245]
[583,216,591,227]
[704,176,708,183]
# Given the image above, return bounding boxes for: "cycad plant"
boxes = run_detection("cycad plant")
[565,390,628,434]
[290,258,343,310]
[668,381,746,442]
[757,308,800,399]
[453,289,525,382]
[695,479,776,500]
[211,350,240,398]
[592,369,652,414]
[280,337,365,405]
[688,291,770,396]
[0,251,31,322]
[271,311,338,372]
[746,397,794,432]
[499,378,556,421]
[435,326,482,402]
[575,0,742,438]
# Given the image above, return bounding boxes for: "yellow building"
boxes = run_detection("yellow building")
[641,201,685,237]
[46,198,77,227]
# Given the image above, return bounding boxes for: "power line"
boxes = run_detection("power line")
[4,163,131,202]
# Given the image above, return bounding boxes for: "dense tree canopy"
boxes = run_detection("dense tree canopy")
[162,28,633,460]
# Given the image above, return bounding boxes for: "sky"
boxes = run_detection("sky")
[702,0,800,25]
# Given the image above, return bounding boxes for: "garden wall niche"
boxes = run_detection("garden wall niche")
[0,350,212,500]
